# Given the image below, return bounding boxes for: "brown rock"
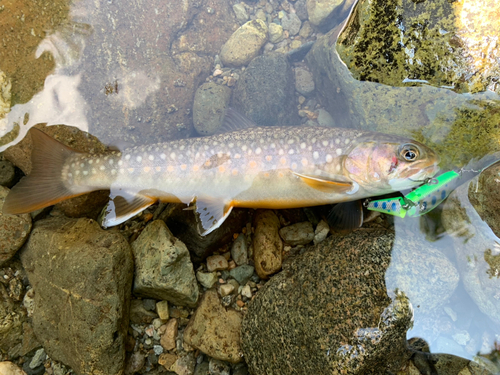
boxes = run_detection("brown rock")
[206,254,229,272]
[252,210,283,279]
[160,318,178,351]
[184,289,243,363]
[0,186,32,265]
[0,362,26,375]
[158,353,178,370]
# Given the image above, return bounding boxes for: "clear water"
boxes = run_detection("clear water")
[1,0,499,371]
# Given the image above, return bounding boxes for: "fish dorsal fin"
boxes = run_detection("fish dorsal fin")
[218,108,259,133]
[101,191,156,227]
[327,200,364,233]
[195,197,233,236]
[292,172,353,193]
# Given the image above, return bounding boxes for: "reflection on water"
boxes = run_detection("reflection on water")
[1,0,500,372]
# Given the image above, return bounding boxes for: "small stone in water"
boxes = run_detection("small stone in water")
[196,271,218,289]
[241,285,252,299]
[206,255,228,272]
[153,345,164,355]
[156,300,169,320]
[219,284,235,297]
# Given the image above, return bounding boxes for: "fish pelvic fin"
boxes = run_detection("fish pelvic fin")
[101,191,156,227]
[2,128,88,214]
[195,197,233,236]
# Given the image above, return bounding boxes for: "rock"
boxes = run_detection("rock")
[130,299,158,324]
[29,348,46,369]
[252,210,283,279]
[336,0,500,94]
[229,265,255,285]
[307,0,345,26]
[294,67,315,96]
[194,361,209,375]
[193,82,232,136]
[281,12,301,36]
[124,351,145,375]
[172,353,196,375]
[0,283,26,355]
[294,0,309,21]
[196,271,218,289]
[232,3,249,24]
[242,229,413,375]
[298,21,312,39]
[184,289,243,363]
[159,353,178,371]
[220,20,268,67]
[208,358,230,375]
[385,230,459,313]
[0,362,26,375]
[53,190,110,221]
[160,318,178,351]
[0,186,32,265]
[313,219,329,244]
[316,108,335,127]
[268,23,284,44]
[132,220,199,307]
[219,283,235,297]
[241,285,252,299]
[230,234,248,265]
[206,254,228,272]
[232,53,300,126]
[156,300,169,320]
[0,160,16,187]
[279,221,314,246]
[21,217,133,375]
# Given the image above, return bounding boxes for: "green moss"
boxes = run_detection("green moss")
[413,100,500,168]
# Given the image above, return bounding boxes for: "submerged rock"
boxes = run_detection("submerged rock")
[193,82,231,136]
[242,229,413,375]
[132,220,199,307]
[0,186,32,266]
[252,210,283,279]
[21,217,133,375]
[220,20,268,67]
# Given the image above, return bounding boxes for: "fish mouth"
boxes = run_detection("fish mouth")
[406,162,441,183]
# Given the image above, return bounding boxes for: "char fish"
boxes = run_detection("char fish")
[3,110,440,234]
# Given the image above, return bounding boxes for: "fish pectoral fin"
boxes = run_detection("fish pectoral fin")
[327,200,364,233]
[217,108,259,134]
[101,191,156,228]
[292,172,353,193]
[194,197,233,236]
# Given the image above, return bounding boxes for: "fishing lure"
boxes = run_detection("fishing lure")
[367,170,460,218]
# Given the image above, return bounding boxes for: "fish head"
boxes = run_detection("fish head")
[344,136,440,193]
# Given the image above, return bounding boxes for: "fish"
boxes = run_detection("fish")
[2,109,440,235]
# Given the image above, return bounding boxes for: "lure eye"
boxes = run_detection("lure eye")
[399,144,420,162]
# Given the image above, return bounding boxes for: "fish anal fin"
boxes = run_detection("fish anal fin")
[327,200,364,233]
[2,128,90,215]
[101,192,156,227]
[195,197,233,236]
[293,172,353,194]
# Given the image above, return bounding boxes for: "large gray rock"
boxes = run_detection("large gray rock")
[20,217,133,375]
[242,229,413,375]
[0,186,32,266]
[232,53,300,126]
[193,82,232,136]
[220,20,268,67]
[132,220,199,307]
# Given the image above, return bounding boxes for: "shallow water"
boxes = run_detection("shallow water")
[1,0,500,372]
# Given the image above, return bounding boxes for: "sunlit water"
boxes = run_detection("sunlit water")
[1,0,499,371]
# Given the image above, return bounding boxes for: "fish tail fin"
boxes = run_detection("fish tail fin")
[3,128,89,214]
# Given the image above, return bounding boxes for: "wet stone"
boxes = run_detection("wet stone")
[0,159,15,187]
[281,12,301,35]
[124,351,145,375]
[196,271,218,289]
[0,362,26,375]
[132,220,199,307]
[160,318,178,351]
[130,299,158,324]
[242,229,413,375]
[220,20,268,67]
[21,217,133,375]
[230,235,248,266]
[156,300,169,320]
[172,353,196,375]
[184,289,243,363]
[313,219,330,244]
[268,23,284,44]
[0,282,26,355]
[0,186,32,266]
[279,221,314,246]
[294,67,315,96]
[232,3,249,24]
[206,255,228,272]
[194,361,209,375]
[252,210,283,279]
[193,82,232,136]
[229,265,255,285]
[208,358,230,375]
[29,348,46,369]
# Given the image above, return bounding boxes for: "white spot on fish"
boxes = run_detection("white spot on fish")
[83,170,88,176]
[235,153,241,159]
[111,169,117,175]
[345,139,350,145]
[80,163,85,168]
[288,149,294,155]
[229,143,234,148]
[125,155,130,161]
[75,170,80,175]
[67,172,73,178]
[311,138,317,144]
[336,148,342,156]
[242,145,247,152]
[179,145,185,151]
[170,152,175,160]
[313,151,319,160]
[326,154,333,163]
[322,141,329,147]
[161,153,166,160]
[255,147,262,155]
[291,162,297,169]
[100,165,105,171]
[335,139,340,145]
[88,160,93,165]
[270,143,276,148]
[149,155,155,161]
[118,160,123,166]
[300,142,306,149]
[279,149,284,155]
[136,156,142,162]
[109,159,114,165]
[288,139,295,145]
[336,164,341,172]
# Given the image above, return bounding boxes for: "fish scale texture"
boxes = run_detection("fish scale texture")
[241,229,413,375]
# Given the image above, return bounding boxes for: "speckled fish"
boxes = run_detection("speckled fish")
[2,110,440,235]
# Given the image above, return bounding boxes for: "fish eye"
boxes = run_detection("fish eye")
[399,144,420,162]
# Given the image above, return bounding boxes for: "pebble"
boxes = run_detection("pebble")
[281,12,301,35]
[29,348,46,369]
[290,40,302,50]
[241,285,252,299]
[317,108,335,127]
[156,300,169,320]
[313,220,330,245]
[196,270,218,289]
[160,318,178,351]
[252,210,283,279]
[159,353,178,370]
[220,20,269,67]
[194,361,209,375]
[229,265,255,285]
[219,283,235,297]
[193,82,232,136]
[172,353,196,375]
[0,362,25,375]
[268,23,284,43]
[255,8,266,21]
[298,21,312,39]
[206,255,229,272]
[124,351,145,375]
[130,299,158,324]
[294,67,315,96]
[294,0,308,20]
[209,358,231,375]
[231,235,248,266]
[279,221,314,246]
[232,3,249,23]
[153,345,164,355]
